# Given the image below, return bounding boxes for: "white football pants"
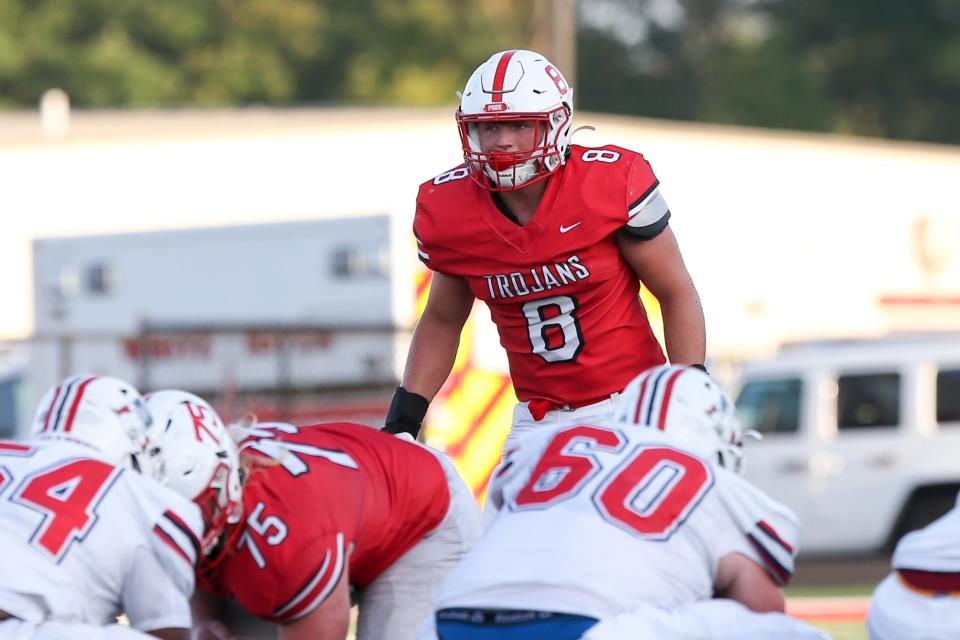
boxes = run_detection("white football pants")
[355,447,482,640]
[508,393,622,448]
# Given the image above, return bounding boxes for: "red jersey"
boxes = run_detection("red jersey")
[414,144,668,405]
[199,422,450,623]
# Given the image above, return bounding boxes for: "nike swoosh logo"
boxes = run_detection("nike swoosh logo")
[559,222,582,233]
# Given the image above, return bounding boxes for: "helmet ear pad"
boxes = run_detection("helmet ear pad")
[457,49,574,191]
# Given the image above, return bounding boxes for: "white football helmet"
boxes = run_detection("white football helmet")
[145,390,243,557]
[615,365,749,473]
[457,49,574,190]
[32,374,154,474]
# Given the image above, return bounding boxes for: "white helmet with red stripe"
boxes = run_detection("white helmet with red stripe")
[615,365,748,473]
[31,374,154,473]
[145,390,242,558]
[457,49,574,191]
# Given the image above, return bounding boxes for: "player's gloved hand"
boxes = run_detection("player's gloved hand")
[381,386,429,439]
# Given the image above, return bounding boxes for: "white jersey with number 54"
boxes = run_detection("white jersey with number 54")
[0,439,203,631]
[435,423,799,618]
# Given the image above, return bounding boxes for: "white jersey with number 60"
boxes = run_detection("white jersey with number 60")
[0,439,203,632]
[435,423,799,618]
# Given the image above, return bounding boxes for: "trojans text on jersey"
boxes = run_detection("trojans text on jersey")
[482,255,591,301]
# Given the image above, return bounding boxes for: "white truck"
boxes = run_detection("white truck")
[736,334,960,555]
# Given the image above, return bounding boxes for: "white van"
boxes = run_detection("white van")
[734,334,960,555]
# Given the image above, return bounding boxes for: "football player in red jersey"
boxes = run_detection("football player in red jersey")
[384,49,706,446]
[147,401,482,640]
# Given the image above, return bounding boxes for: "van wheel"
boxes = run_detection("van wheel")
[888,485,959,549]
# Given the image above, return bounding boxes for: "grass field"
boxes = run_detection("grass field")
[787,582,873,640]
[813,622,867,640]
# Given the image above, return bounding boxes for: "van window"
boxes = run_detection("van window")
[837,373,899,430]
[736,379,801,434]
[937,369,960,423]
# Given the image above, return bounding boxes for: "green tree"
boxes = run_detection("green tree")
[761,0,960,143]
[576,0,960,144]
[577,0,833,129]
[0,0,329,107]
[293,0,529,105]
[0,0,529,108]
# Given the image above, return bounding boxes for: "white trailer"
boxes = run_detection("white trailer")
[1,215,420,437]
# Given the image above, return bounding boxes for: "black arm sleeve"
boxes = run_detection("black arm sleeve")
[381,387,430,438]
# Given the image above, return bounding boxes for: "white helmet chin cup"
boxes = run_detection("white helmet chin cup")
[457,49,574,191]
[145,390,243,552]
[616,365,746,473]
[32,374,153,473]
[485,157,540,189]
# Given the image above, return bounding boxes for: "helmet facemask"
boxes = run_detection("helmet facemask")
[192,461,240,553]
[457,107,571,191]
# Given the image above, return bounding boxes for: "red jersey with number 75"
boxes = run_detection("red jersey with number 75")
[197,422,450,624]
[414,144,668,405]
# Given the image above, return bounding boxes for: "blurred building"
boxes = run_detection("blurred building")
[1,106,958,495]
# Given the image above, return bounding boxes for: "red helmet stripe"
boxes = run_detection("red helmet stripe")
[48,376,83,433]
[632,372,651,423]
[491,49,518,102]
[41,384,63,433]
[63,376,98,432]
[656,368,687,431]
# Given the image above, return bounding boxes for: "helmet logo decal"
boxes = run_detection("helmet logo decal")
[483,102,509,112]
[186,402,221,445]
[544,65,569,95]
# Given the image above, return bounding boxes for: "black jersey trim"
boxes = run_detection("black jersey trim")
[620,211,670,240]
